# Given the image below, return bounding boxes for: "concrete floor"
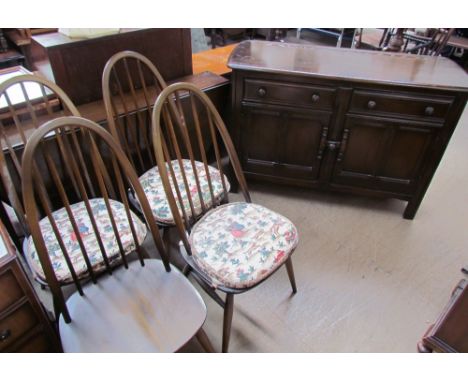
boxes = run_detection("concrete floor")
[31,101,468,353]
[181,103,468,352]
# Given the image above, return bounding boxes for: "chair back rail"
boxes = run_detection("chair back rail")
[22,116,169,322]
[151,82,250,252]
[0,74,80,239]
[405,28,455,56]
[102,51,167,175]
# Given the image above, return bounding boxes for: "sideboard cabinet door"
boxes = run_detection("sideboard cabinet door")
[239,104,332,185]
[330,115,441,195]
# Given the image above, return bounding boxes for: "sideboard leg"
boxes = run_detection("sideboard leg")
[403,199,420,220]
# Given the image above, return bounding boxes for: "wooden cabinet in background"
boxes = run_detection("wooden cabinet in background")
[30,28,193,105]
[0,221,59,352]
[228,41,468,219]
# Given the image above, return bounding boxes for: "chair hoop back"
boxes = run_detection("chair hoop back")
[151,82,251,252]
[102,50,167,175]
[22,116,169,322]
[0,74,80,237]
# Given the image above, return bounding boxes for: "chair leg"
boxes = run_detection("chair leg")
[162,227,171,251]
[196,328,216,353]
[285,257,297,294]
[222,293,234,353]
[182,264,192,276]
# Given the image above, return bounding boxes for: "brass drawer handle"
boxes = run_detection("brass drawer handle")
[0,329,11,342]
[257,87,267,98]
[367,100,376,109]
[311,94,320,103]
[424,106,434,116]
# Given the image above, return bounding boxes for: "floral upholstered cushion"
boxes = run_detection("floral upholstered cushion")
[189,202,299,289]
[25,198,147,283]
[139,159,230,225]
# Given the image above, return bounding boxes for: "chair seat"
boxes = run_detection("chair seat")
[139,159,230,225]
[25,198,147,283]
[59,259,207,352]
[189,202,299,289]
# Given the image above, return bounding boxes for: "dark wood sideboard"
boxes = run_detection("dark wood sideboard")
[228,41,468,219]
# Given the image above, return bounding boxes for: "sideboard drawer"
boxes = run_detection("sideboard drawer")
[244,79,336,110]
[0,302,40,351]
[349,90,454,121]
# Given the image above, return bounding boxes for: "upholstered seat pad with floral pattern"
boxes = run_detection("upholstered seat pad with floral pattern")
[189,202,299,289]
[139,159,230,225]
[25,198,147,283]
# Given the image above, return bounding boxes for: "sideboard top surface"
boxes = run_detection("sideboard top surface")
[228,40,468,92]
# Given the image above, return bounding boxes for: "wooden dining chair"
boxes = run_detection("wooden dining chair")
[102,50,167,176]
[405,28,455,56]
[21,116,213,352]
[0,74,80,257]
[151,82,299,352]
[102,51,230,239]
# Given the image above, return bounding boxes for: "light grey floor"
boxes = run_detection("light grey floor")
[32,104,468,353]
[183,103,468,352]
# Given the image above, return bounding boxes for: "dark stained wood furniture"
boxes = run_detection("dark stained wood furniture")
[0,49,25,70]
[151,82,297,352]
[418,279,468,352]
[3,29,58,71]
[0,73,81,258]
[21,116,213,352]
[102,50,168,176]
[0,29,8,53]
[0,218,59,352]
[30,29,193,105]
[404,29,455,56]
[11,28,230,148]
[297,28,358,48]
[228,40,468,219]
[1,71,229,163]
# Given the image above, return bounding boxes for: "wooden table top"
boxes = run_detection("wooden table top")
[192,44,237,76]
[228,40,468,91]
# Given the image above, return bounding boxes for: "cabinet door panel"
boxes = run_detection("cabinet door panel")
[240,105,331,182]
[382,126,432,180]
[241,108,281,165]
[332,116,437,193]
[338,120,387,176]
